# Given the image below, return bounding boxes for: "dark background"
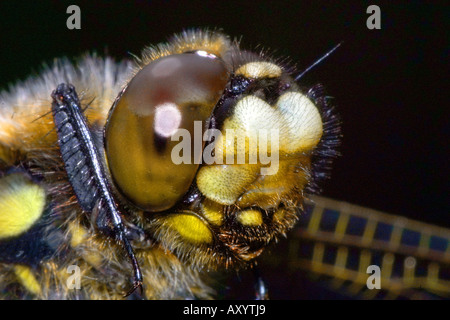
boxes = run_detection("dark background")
[0,0,447,300]
[0,0,446,226]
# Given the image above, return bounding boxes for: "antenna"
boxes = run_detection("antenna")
[295,42,342,81]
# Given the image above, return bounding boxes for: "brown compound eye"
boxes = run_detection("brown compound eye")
[105,51,228,212]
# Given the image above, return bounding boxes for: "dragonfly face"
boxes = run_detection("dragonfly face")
[0,29,341,299]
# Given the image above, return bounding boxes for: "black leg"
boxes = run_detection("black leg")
[51,83,143,297]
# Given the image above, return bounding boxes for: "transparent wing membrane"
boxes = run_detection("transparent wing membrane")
[266,196,449,299]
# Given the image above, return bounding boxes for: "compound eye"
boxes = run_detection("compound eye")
[105,52,228,212]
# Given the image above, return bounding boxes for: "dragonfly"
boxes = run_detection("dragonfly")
[0,29,447,300]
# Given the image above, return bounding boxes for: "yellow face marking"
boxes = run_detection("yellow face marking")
[214,95,279,162]
[215,93,323,158]
[165,214,213,244]
[275,92,323,152]
[14,265,41,296]
[235,61,282,79]
[196,164,260,205]
[237,157,310,209]
[0,173,46,239]
[197,92,320,207]
[200,199,224,226]
[237,209,264,226]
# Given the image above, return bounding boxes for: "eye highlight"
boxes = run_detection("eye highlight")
[153,102,182,138]
[105,52,228,212]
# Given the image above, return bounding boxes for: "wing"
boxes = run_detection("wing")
[260,195,450,299]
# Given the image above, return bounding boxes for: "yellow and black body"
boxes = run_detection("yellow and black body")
[0,29,341,299]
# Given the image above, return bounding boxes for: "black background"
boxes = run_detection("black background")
[0,1,447,227]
